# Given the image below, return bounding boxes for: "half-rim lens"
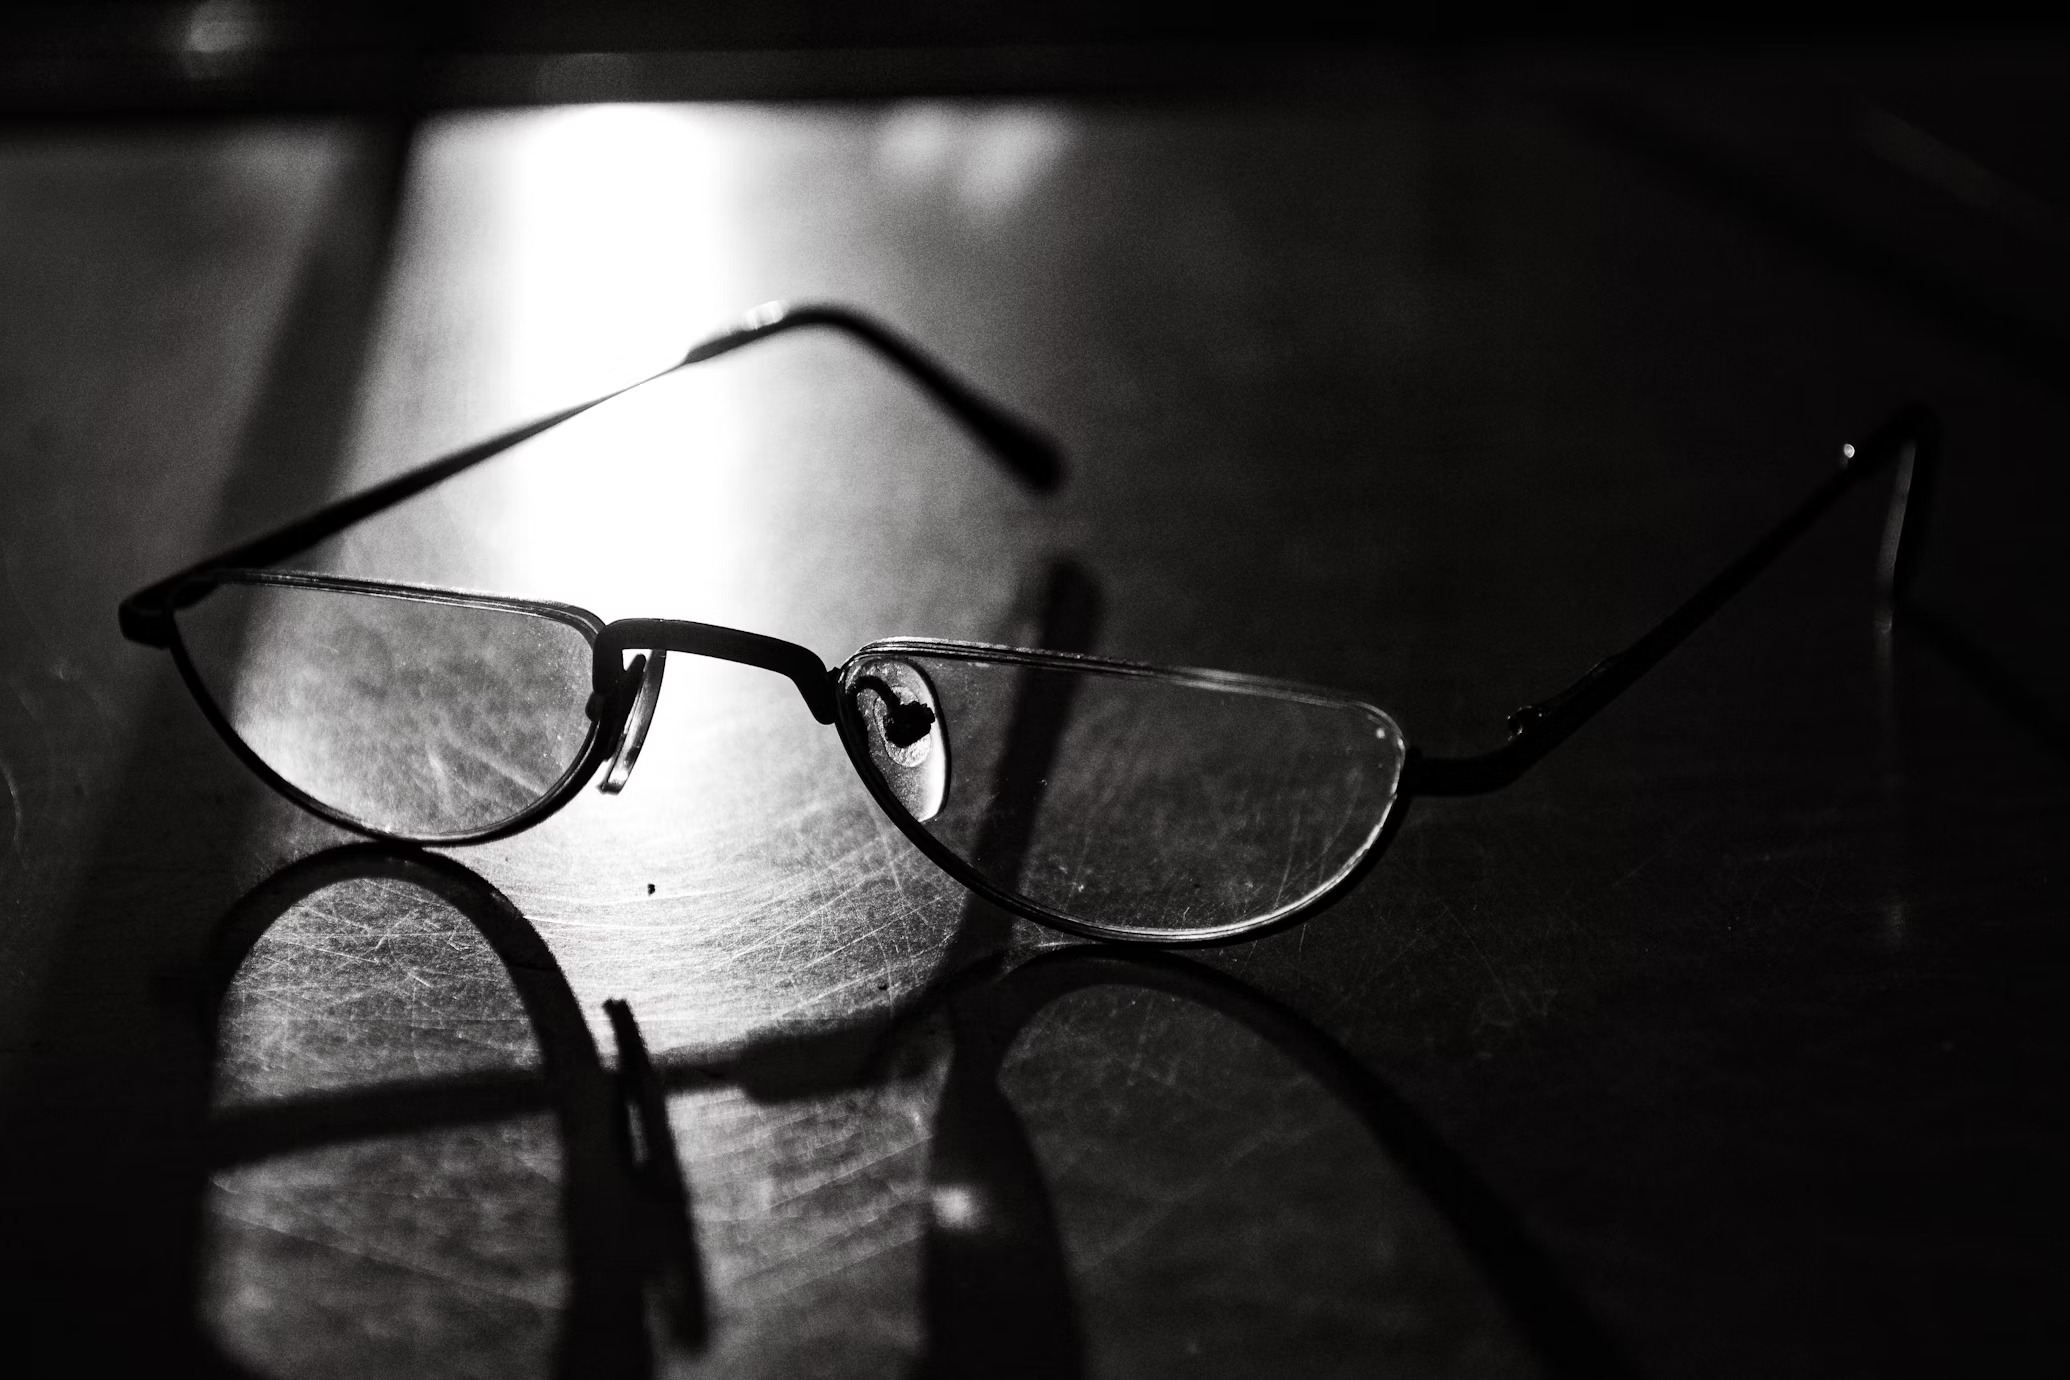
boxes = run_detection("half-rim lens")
[174,576,600,840]
[839,647,1406,941]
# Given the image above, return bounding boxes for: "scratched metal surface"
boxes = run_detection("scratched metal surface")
[2,86,2065,1379]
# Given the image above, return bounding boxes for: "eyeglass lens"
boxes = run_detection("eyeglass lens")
[175,579,597,840]
[845,652,1405,938]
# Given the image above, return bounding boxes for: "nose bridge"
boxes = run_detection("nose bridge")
[599,650,665,794]
[595,618,837,724]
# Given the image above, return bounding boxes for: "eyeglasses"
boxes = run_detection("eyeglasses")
[121,302,1936,945]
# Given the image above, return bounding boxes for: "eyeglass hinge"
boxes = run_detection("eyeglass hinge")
[1507,651,1625,740]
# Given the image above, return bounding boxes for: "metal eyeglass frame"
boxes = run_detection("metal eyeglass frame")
[119,300,1938,945]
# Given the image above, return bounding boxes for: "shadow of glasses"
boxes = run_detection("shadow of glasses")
[192,844,1624,1378]
[883,946,1635,1380]
[196,843,698,1379]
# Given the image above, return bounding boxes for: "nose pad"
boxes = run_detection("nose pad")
[600,651,666,794]
[851,656,949,822]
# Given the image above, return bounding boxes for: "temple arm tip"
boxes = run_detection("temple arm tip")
[963,407,1067,493]
[1849,402,1939,469]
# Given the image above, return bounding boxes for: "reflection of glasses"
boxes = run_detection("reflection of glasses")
[121,301,1935,944]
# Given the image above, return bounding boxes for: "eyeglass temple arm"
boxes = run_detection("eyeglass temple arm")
[118,301,1062,648]
[1412,405,1938,797]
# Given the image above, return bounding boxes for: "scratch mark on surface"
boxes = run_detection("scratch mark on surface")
[1073,1118,1313,1273]
[758,1138,920,1211]
[213,1202,560,1307]
[1602,814,1702,894]
[0,749,21,869]
[730,1204,921,1306]
[1438,899,1523,1029]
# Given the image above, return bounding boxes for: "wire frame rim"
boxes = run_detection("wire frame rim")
[857,636,1405,713]
[177,567,611,640]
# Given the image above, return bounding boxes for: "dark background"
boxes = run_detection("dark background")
[0,5,2064,1378]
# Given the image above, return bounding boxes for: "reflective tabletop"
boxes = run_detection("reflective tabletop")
[1,77,2064,1378]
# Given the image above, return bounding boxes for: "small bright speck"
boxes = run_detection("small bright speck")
[179,0,262,77]
[1841,443,1856,458]
[933,1185,983,1229]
